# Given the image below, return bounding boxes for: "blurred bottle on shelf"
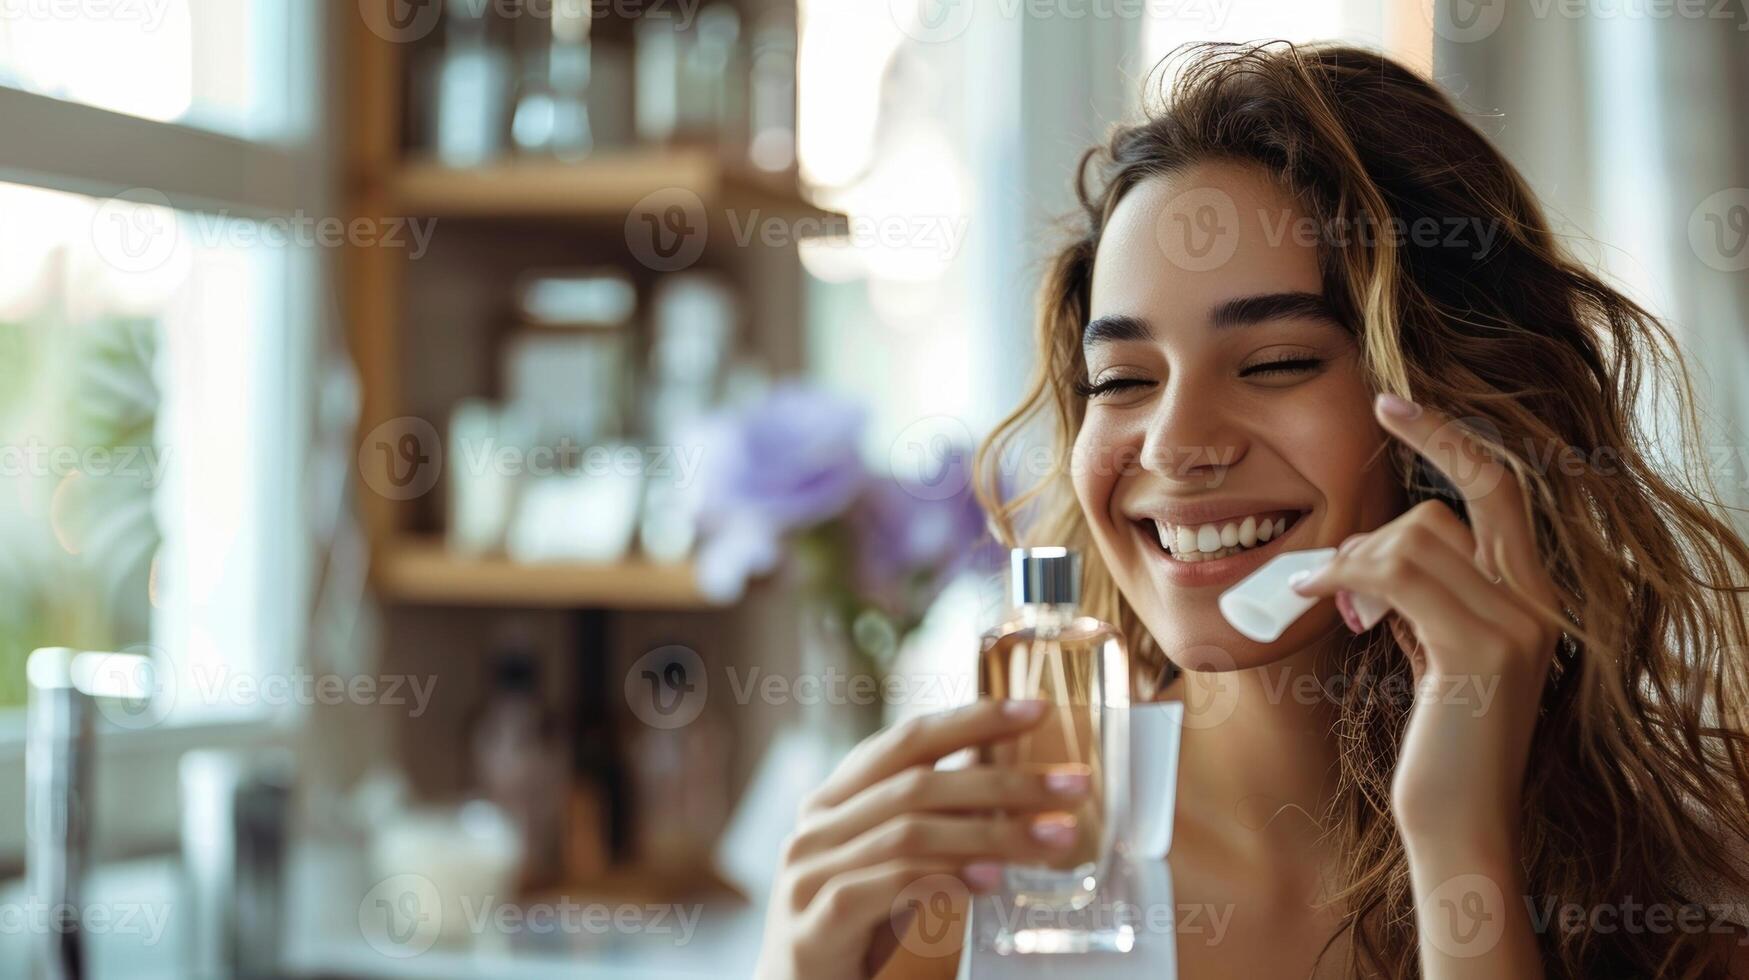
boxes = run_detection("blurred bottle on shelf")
[447,398,536,557]
[636,3,756,158]
[638,274,738,563]
[498,268,643,564]
[747,9,797,172]
[430,0,515,166]
[621,645,730,873]
[511,0,595,160]
[468,636,567,890]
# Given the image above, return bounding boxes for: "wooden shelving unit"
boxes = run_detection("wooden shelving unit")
[375,538,711,610]
[343,2,827,610]
[387,149,841,224]
[339,0,815,908]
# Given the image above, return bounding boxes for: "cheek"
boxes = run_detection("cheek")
[1071,417,1123,529]
[1279,401,1401,524]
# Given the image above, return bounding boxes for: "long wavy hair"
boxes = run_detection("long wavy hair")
[973,41,1749,978]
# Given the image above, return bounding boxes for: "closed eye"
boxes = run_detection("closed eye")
[1074,377,1154,399]
[1239,357,1325,378]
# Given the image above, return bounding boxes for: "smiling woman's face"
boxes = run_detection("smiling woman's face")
[1071,162,1405,669]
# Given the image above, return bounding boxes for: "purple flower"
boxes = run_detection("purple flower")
[849,445,992,614]
[692,383,868,601]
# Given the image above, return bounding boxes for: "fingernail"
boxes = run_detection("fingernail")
[1335,591,1363,634]
[1376,393,1422,420]
[1043,771,1090,796]
[1288,569,1318,594]
[1351,593,1390,631]
[1030,815,1077,847]
[962,862,1002,892]
[1004,699,1045,721]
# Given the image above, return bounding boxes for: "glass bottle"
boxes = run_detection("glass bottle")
[978,547,1131,952]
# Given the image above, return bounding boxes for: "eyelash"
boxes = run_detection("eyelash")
[1075,357,1326,399]
[1073,377,1151,399]
[1239,356,1326,378]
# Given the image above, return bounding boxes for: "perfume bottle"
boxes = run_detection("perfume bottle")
[978,547,1131,951]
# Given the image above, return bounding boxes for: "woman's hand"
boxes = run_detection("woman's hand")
[754,698,1090,980]
[1291,392,1561,978]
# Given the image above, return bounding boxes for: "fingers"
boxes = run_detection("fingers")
[786,810,1077,910]
[1373,393,1540,588]
[807,698,1048,812]
[1294,531,1500,665]
[794,858,965,960]
[794,763,1091,853]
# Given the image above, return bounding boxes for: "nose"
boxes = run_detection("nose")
[1137,376,1247,487]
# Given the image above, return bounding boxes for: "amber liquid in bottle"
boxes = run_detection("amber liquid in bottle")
[978,602,1128,912]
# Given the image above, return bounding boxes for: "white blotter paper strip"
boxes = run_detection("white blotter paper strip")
[959,701,1185,979]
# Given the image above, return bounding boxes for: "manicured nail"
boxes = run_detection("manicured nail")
[962,862,1002,892]
[1288,569,1318,594]
[1043,771,1090,796]
[1376,393,1422,420]
[1335,591,1363,634]
[1351,593,1390,631]
[1029,815,1077,847]
[1004,699,1045,721]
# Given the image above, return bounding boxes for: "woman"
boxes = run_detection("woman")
[756,42,1749,978]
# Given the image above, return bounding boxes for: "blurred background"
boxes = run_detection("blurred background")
[0,0,1744,977]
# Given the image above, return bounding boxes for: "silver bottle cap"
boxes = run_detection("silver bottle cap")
[1010,547,1080,606]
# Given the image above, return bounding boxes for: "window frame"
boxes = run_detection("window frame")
[0,0,329,863]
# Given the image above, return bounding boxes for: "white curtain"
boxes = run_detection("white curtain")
[1434,3,1749,520]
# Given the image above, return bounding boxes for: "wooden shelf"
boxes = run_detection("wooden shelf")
[381,149,844,226]
[373,537,716,611]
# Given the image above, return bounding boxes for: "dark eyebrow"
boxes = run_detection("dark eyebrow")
[1082,291,1342,351]
[1209,291,1342,330]
[1082,314,1153,349]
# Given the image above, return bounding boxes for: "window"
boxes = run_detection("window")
[0,1,319,727]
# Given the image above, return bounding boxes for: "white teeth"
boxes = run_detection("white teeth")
[1196,524,1221,552]
[1154,513,1297,561]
